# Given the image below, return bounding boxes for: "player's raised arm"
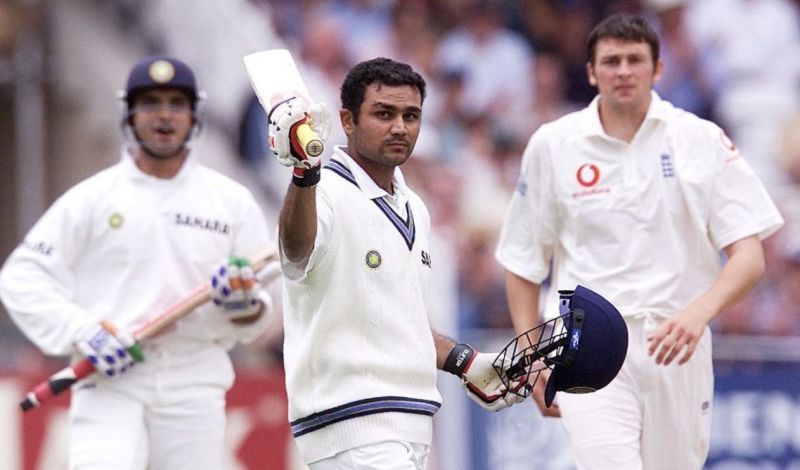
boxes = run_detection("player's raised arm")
[269,97,330,262]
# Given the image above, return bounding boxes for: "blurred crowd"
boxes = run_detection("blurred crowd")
[241,0,800,337]
[2,0,800,376]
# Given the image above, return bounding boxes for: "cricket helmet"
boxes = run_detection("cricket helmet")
[496,285,628,407]
[119,54,206,141]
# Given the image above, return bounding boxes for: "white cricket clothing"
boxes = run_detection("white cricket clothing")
[309,440,431,470]
[495,92,783,469]
[0,150,271,469]
[557,317,713,470]
[497,92,784,320]
[281,147,441,464]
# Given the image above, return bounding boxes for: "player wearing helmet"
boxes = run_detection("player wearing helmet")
[0,55,273,469]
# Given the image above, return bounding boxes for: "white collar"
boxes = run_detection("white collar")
[580,90,673,138]
[330,146,408,200]
[120,147,196,182]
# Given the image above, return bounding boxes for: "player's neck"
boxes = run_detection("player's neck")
[597,98,650,143]
[133,147,188,179]
[348,151,396,194]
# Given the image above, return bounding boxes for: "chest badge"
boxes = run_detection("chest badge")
[108,213,124,229]
[365,250,382,269]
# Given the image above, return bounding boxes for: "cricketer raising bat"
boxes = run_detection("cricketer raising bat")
[19,245,279,412]
[242,49,324,158]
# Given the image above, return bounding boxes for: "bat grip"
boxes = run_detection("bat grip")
[295,122,324,158]
[20,359,96,411]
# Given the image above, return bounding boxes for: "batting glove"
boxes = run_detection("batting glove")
[444,344,531,412]
[268,96,330,187]
[75,321,142,379]
[210,257,265,321]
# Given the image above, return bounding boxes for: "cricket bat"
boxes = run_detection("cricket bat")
[243,49,324,158]
[19,245,280,412]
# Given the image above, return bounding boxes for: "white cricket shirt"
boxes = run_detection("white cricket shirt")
[0,150,271,356]
[281,147,441,463]
[496,92,784,318]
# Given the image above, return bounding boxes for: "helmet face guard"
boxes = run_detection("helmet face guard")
[494,285,628,406]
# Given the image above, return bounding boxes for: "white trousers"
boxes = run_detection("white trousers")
[557,315,713,470]
[309,441,431,470]
[68,339,234,470]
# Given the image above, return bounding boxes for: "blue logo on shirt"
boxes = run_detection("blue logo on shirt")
[516,178,528,196]
[660,154,675,178]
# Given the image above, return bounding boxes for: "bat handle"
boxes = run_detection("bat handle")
[296,122,324,158]
[20,359,96,411]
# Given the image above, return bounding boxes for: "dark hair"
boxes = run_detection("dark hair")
[587,14,660,64]
[340,57,427,123]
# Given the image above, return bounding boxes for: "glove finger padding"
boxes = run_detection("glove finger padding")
[463,352,531,412]
[308,102,331,143]
[269,96,327,169]
[75,321,139,379]
[211,257,262,320]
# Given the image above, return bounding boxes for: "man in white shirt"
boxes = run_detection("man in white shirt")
[0,55,273,469]
[268,57,529,469]
[496,14,784,470]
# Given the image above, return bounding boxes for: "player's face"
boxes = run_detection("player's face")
[342,83,422,171]
[130,88,194,159]
[587,38,662,114]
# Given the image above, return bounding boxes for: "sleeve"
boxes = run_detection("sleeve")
[279,184,333,282]
[494,131,558,282]
[0,190,94,356]
[707,128,785,250]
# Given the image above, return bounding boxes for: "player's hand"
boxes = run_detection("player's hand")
[462,352,531,412]
[75,321,141,379]
[210,257,267,322]
[530,367,561,417]
[268,96,330,169]
[647,306,709,366]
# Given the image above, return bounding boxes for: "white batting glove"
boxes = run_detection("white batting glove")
[210,257,264,321]
[75,321,140,379]
[268,96,330,169]
[444,344,531,412]
[463,353,531,411]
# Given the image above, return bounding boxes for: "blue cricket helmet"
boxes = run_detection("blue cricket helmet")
[124,54,198,107]
[495,285,628,407]
[119,54,206,142]
[544,285,628,406]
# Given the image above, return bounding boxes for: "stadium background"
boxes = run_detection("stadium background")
[1,0,799,468]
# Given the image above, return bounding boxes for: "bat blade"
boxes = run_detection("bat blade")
[243,49,323,157]
[243,49,313,108]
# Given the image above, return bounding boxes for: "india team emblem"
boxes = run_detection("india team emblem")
[148,60,176,83]
[108,213,124,229]
[365,250,382,269]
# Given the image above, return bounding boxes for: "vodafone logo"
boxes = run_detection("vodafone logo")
[576,163,601,187]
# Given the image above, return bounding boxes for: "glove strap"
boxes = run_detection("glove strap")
[443,343,475,378]
[292,165,321,188]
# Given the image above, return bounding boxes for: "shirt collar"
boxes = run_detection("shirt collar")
[120,147,196,182]
[331,145,408,200]
[580,90,672,138]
